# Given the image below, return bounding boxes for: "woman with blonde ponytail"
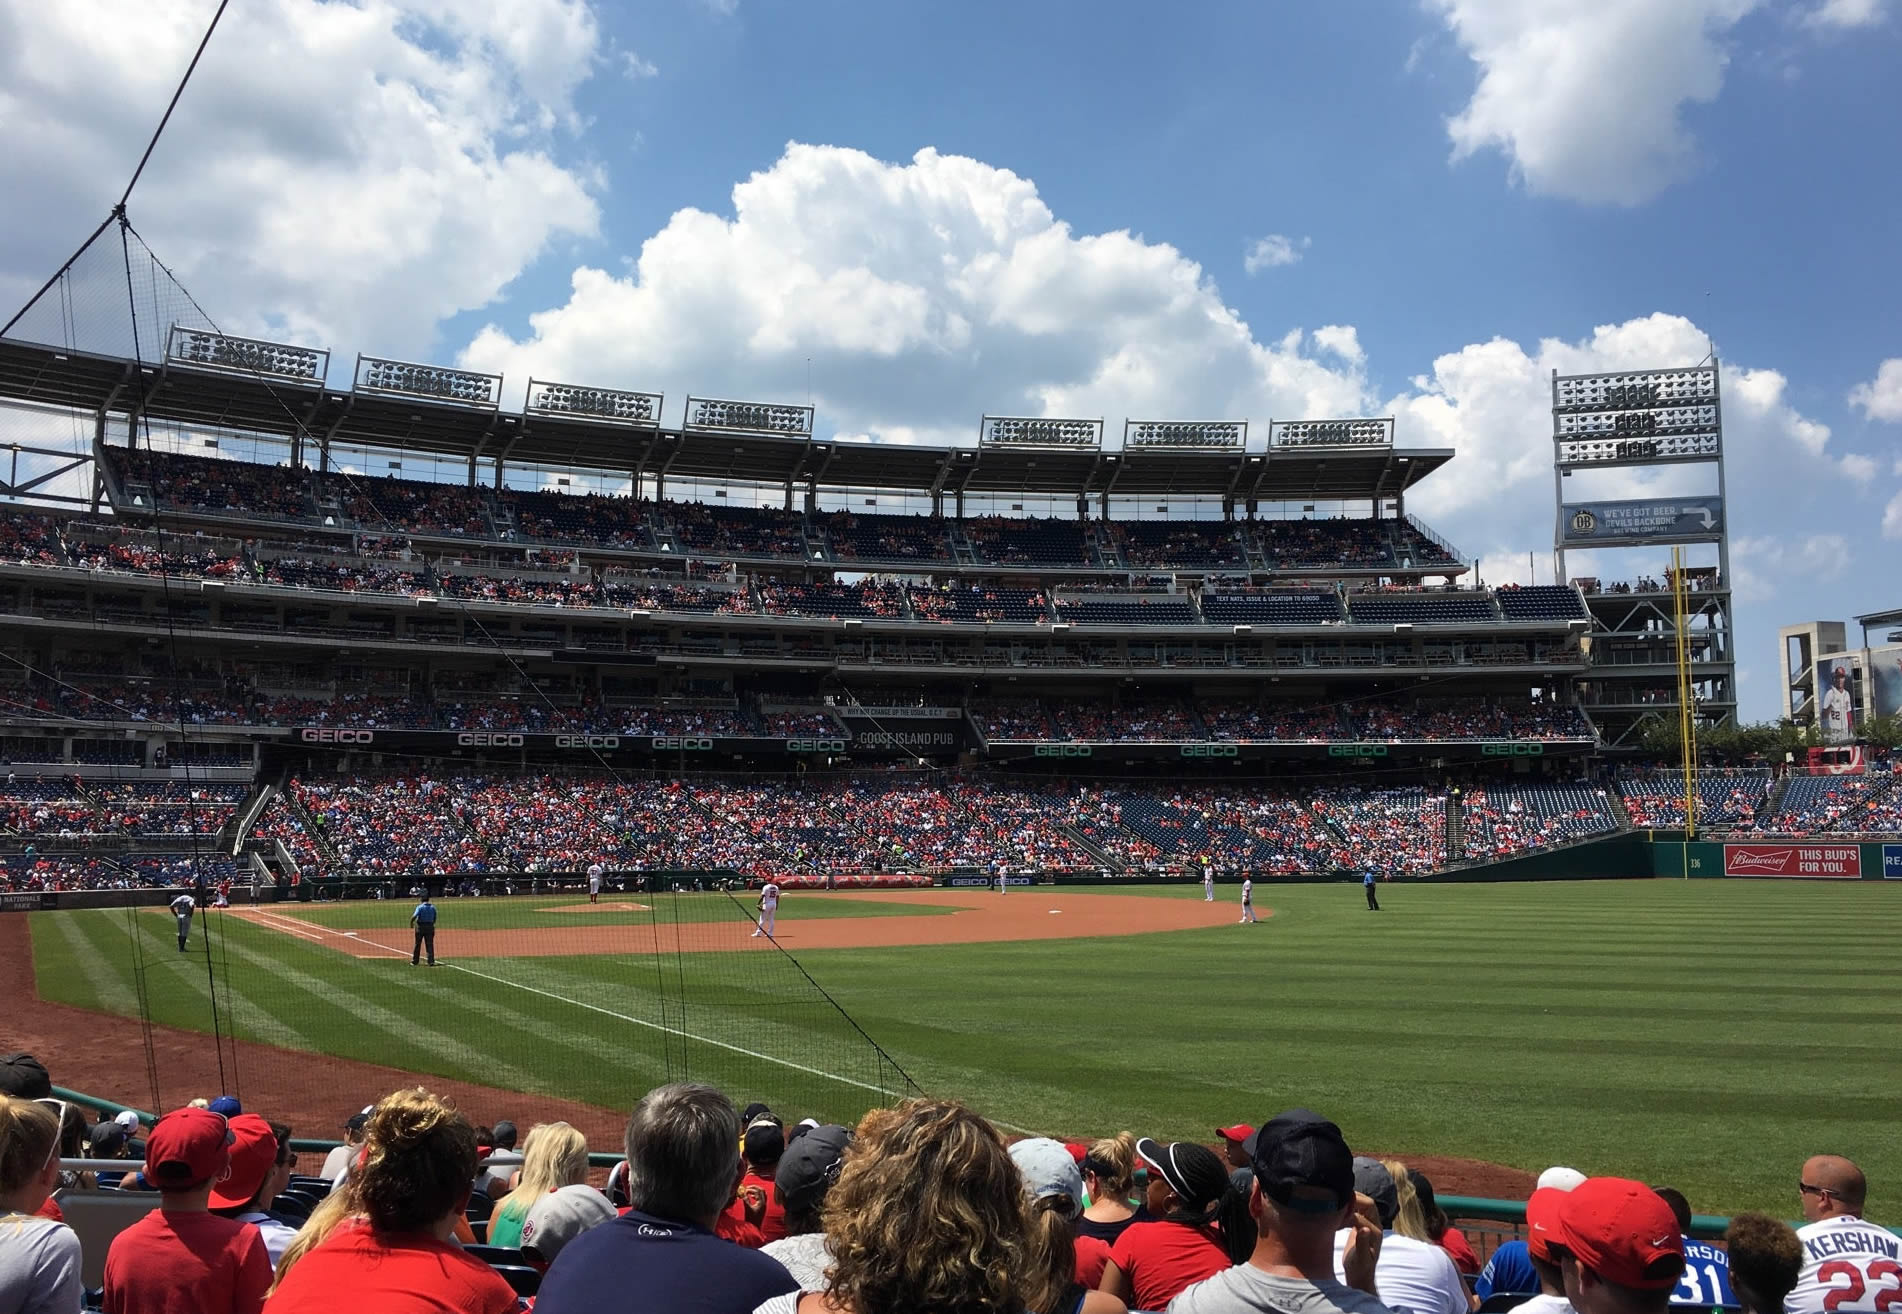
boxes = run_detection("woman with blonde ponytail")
[264,1089,514,1314]
[0,1095,81,1314]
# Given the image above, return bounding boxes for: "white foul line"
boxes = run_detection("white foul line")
[297,922,902,1101]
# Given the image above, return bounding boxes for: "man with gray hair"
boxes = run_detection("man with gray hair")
[535,1083,796,1314]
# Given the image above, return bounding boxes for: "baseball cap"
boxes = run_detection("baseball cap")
[144,1107,234,1189]
[1352,1156,1399,1228]
[210,1115,279,1209]
[491,1119,518,1148]
[743,1119,785,1167]
[1539,1165,1587,1192]
[776,1124,853,1215]
[521,1184,616,1263]
[1136,1138,1231,1212]
[89,1122,129,1156]
[0,1053,52,1099]
[208,1095,243,1118]
[1251,1109,1354,1215]
[1216,1124,1255,1145]
[1010,1138,1085,1217]
[1555,1177,1685,1290]
[113,1110,142,1132]
[741,1102,773,1124]
[345,1104,376,1132]
[1525,1186,1569,1263]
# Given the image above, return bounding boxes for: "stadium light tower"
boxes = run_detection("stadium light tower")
[1551,364,1735,749]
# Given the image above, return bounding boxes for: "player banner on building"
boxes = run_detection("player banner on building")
[1884,845,1902,879]
[1560,497,1723,545]
[1723,844,1862,879]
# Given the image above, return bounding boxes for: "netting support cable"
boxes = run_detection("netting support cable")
[116,0,232,213]
[0,214,118,341]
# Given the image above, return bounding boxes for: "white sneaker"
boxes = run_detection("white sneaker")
[750,931,761,937]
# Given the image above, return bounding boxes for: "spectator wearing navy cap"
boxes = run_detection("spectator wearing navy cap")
[759,1123,852,1292]
[722,1117,788,1244]
[1553,1178,1685,1314]
[1331,1158,1470,1314]
[1167,1108,1392,1314]
[102,1106,271,1314]
[1099,1138,1252,1311]
[0,1054,51,1100]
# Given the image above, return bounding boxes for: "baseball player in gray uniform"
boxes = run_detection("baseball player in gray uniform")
[170,891,196,951]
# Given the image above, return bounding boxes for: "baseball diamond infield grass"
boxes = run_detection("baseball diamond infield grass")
[29,878,1902,1216]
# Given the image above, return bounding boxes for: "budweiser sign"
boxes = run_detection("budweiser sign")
[1723,844,1861,879]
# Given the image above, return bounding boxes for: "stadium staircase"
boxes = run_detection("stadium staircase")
[1604,787,1636,830]
[1444,794,1466,862]
[946,524,979,565]
[277,782,347,875]
[1236,525,1271,572]
[1757,774,1794,825]
[1084,523,1123,569]
[802,521,830,562]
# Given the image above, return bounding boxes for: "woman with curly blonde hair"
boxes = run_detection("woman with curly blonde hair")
[487,1121,588,1249]
[266,1088,514,1314]
[795,1099,1031,1314]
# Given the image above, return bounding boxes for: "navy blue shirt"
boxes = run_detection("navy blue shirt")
[412,902,437,925]
[535,1209,796,1314]
[1476,1240,1538,1299]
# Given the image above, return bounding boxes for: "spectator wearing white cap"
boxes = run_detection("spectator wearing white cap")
[521,1184,615,1267]
[1012,1137,1126,1314]
[1331,1159,1472,1314]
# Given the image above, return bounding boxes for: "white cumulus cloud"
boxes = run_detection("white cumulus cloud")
[1849,358,1902,421]
[1243,234,1309,274]
[1805,0,1888,27]
[1427,0,1760,205]
[621,50,660,79]
[1886,491,1902,539]
[0,0,605,356]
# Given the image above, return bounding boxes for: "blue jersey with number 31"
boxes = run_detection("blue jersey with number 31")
[1672,1238,1735,1308]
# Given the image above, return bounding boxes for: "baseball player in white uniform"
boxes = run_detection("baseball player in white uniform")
[587,861,604,905]
[1202,864,1214,902]
[1239,877,1256,924]
[170,891,196,951]
[753,881,781,938]
[995,868,1007,896]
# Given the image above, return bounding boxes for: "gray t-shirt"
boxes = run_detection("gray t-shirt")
[1168,1264,1398,1314]
[0,1213,83,1314]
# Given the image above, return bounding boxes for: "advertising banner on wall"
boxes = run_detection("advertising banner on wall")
[1814,654,1861,744]
[1559,497,1723,545]
[1723,844,1863,878]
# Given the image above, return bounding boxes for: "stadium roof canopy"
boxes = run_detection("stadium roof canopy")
[0,336,1452,503]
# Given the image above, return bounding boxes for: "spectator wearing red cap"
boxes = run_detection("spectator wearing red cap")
[1169,1108,1392,1314]
[1100,1138,1253,1311]
[1515,1187,1577,1314]
[265,1087,515,1314]
[1217,1127,1256,1196]
[0,1093,82,1314]
[1554,1178,1685,1314]
[208,1117,299,1266]
[102,1107,271,1314]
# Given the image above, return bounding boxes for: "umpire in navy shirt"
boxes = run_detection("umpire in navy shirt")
[1363,870,1381,911]
[536,1083,795,1314]
[410,892,438,966]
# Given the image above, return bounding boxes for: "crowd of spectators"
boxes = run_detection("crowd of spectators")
[1747,774,1898,835]
[1456,783,1619,859]
[334,475,492,537]
[0,510,68,566]
[671,503,809,558]
[757,581,906,620]
[1615,769,1772,829]
[111,447,315,519]
[1352,699,1590,742]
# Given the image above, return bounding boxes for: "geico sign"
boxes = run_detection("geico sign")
[1480,742,1545,757]
[1181,743,1239,758]
[555,735,620,749]
[300,728,374,744]
[1034,744,1093,758]
[457,733,525,747]
[652,737,714,751]
[787,739,846,753]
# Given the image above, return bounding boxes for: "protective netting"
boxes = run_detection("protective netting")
[5,218,217,364]
[27,881,920,1127]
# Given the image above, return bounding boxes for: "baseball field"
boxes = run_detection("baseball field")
[15,876,1902,1216]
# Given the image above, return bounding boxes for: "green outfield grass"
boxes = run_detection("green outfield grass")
[30,878,1902,1215]
[278,891,961,929]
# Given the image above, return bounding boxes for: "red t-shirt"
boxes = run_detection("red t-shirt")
[719,1170,786,1244]
[35,1198,63,1223]
[1439,1226,1480,1276]
[1075,1233,1112,1289]
[1106,1219,1231,1311]
[264,1221,517,1314]
[103,1208,271,1314]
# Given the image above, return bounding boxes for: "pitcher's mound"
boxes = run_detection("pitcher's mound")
[540,901,652,913]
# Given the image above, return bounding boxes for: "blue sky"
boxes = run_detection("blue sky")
[1,0,1899,720]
